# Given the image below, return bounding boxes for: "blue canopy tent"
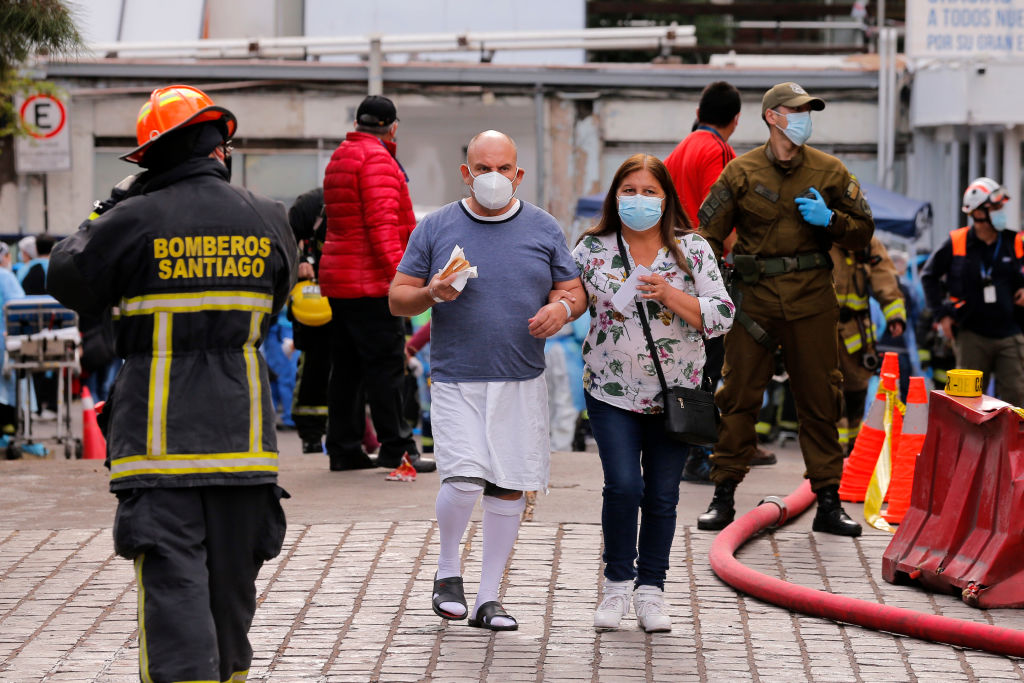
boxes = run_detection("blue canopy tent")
[858,182,932,240]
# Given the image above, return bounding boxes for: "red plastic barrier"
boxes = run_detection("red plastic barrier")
[882,390,1024,608]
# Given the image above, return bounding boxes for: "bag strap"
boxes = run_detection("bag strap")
[616,231,671,398]
[616,231,713,396]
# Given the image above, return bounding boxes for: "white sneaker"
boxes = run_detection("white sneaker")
[593,579,633,631]
[37,409,57,422]
[633,585,672,633]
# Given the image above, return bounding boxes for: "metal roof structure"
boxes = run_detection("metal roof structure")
[44,57,880,91]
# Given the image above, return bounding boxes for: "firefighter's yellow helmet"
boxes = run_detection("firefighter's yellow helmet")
[289,280,331,327]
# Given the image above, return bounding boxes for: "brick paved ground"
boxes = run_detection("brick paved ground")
[1,423,1022,681]
[2,518,1023,682]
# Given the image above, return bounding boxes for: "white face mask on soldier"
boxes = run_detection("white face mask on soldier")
[470,169,517,210]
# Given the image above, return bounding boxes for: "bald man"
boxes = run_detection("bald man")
[390,131,586,631]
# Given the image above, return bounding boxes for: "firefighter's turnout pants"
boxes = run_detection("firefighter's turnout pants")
[291,322,331,445]
[114,484,288,682]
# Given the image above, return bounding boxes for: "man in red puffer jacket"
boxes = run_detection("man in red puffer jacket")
[321,95,434,473]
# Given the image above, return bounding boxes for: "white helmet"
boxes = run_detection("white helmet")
[962,177,1009,214]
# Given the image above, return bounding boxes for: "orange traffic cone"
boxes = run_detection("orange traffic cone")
[884,377,928,524]
[385,452,417,482]
[879,351,904,462]
[839,384,887,502]
[81,386,106,460]
[880,351,900,378]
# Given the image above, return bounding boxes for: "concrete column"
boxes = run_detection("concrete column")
[547,97,574,230]
[968,129,981,183]
[876,28,888,186]
[909,128,940,248]
[1002,125,1021,231]
[949,138,961,232]
[986,129,1000,179]
[534,84,546,211]
[367,36,382,96]
[17,174,29,234]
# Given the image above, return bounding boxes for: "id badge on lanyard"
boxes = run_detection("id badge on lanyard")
[980,232,1002,304]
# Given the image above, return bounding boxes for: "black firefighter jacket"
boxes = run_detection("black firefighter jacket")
[48,158,297,492]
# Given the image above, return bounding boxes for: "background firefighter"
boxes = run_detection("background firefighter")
[830,235,905,454]
[287,186,333,454]
[47,84,296,682]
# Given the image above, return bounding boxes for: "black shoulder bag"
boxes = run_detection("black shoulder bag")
[616,232,720,446]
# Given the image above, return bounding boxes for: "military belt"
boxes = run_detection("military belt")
[733,251,830,285]
[759,252,831,276]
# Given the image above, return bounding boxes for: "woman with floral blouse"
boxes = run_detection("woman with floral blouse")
[571,153,734,633]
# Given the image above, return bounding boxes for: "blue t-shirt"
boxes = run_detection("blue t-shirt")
[397,200,580,382]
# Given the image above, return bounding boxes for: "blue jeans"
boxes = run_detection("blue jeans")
[585,391,689,589]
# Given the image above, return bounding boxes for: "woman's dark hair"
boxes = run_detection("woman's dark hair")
[579,153,693,276]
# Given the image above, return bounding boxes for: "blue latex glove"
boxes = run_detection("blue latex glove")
[794,187,834,227]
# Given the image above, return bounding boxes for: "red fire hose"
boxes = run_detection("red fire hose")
[708,480,1024,658]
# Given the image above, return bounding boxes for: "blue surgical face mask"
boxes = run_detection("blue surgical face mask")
[989,208,1009,230]
[773,110,812,146]
[617,194,663,231]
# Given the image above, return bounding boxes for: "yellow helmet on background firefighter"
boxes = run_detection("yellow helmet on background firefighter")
[289,279,331,327]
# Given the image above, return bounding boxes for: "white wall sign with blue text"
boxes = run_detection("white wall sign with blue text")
[907,0,1024,59]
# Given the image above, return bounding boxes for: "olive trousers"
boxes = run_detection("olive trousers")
[712,307,845,490]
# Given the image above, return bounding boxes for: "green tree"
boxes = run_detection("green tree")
[0,0,82,183]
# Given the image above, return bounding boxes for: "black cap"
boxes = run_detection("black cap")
[356,95,398,127]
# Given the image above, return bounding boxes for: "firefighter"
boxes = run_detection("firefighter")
[47,84,296,682]
[697,82,874,536]
[287,187,333,454]
[830,235,906,453]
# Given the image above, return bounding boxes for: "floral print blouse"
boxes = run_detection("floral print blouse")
[572,232,734,414]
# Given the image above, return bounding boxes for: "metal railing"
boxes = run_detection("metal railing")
[84,25,696,61]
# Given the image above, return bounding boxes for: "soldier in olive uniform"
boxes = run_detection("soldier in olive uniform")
[697,82,874,536]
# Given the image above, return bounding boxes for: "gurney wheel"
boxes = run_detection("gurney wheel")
[5,443,17,460]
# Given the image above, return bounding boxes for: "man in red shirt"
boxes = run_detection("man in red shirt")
[664,81,740,231]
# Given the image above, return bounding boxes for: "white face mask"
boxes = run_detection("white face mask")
[989,208,1010,231]
[469,169,517,210]
[772,110,812,147]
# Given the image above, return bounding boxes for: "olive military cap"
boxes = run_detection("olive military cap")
[761,82,826,119]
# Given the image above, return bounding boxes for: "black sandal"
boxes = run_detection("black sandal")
[431,575,467,620]
[467,600,518,631]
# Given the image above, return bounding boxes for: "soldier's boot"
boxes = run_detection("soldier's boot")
[812,484,863,537]
[697,480,738,531]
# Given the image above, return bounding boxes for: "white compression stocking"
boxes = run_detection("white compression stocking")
[435,481,482,617]
[472,494,525,627]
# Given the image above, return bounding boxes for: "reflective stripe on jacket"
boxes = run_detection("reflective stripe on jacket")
[831,235,905,356]
[47,158,297,491]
